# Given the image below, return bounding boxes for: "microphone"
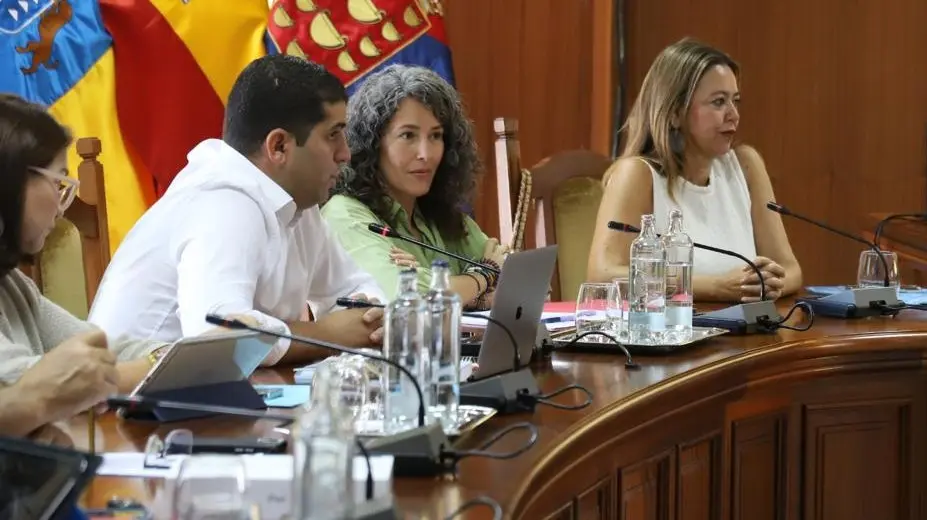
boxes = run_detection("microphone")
[367,223,500,275]
[873,213,927,250]
[766,202,902,317]
[203,314,541,476]
[768,202,891,287]
[608,221,782,334]
[335,297,568,414]
[107,396,398,520]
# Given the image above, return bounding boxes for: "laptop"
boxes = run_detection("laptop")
[464,246,559,379]
[0,435,102,520]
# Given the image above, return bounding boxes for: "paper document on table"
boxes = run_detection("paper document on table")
[97,452,185,478]
[462,310,576,330]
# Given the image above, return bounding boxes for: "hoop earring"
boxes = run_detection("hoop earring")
[670,128,685,155]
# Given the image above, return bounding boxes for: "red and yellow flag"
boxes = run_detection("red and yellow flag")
[1,0,270,251]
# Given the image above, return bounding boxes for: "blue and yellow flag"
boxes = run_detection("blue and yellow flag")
[0,0,269,251]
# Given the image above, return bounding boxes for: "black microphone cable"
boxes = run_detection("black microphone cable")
[441,421,539,469]
[756,301,815,332]
[461,312,595,412]
[353,437,375,502]
[873,213,927,250]
[337,297,598,412]
[444,495,504,520]
[546,330,639,371]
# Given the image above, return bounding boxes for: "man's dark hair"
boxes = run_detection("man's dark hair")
[223,55,348,157]
[0,94,72,278]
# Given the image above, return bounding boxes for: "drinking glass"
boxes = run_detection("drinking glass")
[576,282,612,337]
[609,277,630,340]
[171,455,254,519]
[314,354,368,427]
[857,250,899,288]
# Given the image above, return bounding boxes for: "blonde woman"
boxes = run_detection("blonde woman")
[587,38,802,303]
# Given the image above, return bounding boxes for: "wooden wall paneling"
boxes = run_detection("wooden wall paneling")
[445,0,604,239]
[828,0,927,286]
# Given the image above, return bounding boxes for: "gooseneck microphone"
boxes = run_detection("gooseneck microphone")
[335,298,597,413]
[766,202,903,318]
[204,314,540,475]
[367,223,500,275]
[608,221,767,300]
[872,213,927,250]
[607,220,782,334]
[767,202,890,287]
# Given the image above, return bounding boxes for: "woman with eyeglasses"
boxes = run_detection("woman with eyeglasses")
[0,94,169,440]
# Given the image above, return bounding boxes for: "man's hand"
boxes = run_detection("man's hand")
[17,329,118,424]
[316,304,383,347]
[349,293,384,345]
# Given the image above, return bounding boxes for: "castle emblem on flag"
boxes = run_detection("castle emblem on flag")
[269,0,446,86]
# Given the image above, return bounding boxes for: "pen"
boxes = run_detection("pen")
[336,297,383,309]
[88,408,95,454]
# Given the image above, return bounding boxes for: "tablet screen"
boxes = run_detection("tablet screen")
[0,437,93,520]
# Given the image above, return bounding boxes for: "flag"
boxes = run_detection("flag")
[266,0,455,95]
[1,0,271,251]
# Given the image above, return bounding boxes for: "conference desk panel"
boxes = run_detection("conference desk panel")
[78,306,927,520]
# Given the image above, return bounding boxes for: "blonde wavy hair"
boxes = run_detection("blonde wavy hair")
[614,38,739,199]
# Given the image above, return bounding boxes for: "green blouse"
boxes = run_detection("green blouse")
[321,194,489,299]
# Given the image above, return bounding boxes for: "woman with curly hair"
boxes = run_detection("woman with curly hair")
[322,65,506,307]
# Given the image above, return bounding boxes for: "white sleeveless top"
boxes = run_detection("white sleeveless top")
[646,151,757,276]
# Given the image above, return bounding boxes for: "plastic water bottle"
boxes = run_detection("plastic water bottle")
[291,365,355,520]
[424,260,462,430]
[383,268,429,433]
[662,209,694,342]
[628,214,666,344]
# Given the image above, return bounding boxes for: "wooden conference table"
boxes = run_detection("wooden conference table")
[74,299,927,520]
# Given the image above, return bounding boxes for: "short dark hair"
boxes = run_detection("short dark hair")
[223,55,348,157]
[336,65,480,241]
[0,94,72,277]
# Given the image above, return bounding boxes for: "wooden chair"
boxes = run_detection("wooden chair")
[494,117,613,301]
[28,137,109,318]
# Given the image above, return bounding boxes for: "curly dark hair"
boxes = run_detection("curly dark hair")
[335,65,481,241]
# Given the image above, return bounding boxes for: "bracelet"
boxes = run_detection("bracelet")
[465,266,491,298]
[147,345,170,367]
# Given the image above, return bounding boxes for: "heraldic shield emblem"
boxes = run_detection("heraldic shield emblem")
[0,0,58,35]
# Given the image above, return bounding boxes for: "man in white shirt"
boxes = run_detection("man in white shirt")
[89,55,385,366]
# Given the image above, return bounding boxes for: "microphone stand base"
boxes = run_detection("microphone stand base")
[693,300,781,334]
[798,286,902,318]
[363,423,451,477]
[353,494,401,520]
[459,367,539,414]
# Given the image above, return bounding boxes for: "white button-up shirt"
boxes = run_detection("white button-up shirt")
[88,139,384,365]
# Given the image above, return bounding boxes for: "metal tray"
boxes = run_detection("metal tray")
[354,404,497,439]
[550,326,729,355]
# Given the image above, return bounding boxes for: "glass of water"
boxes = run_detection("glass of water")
[576,282,612,339]
[609,277,630,339]
[171,455,254,519]
[857,250,899,288]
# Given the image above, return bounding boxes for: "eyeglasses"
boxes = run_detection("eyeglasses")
[29,166,80,211]
[144,428,193,469]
